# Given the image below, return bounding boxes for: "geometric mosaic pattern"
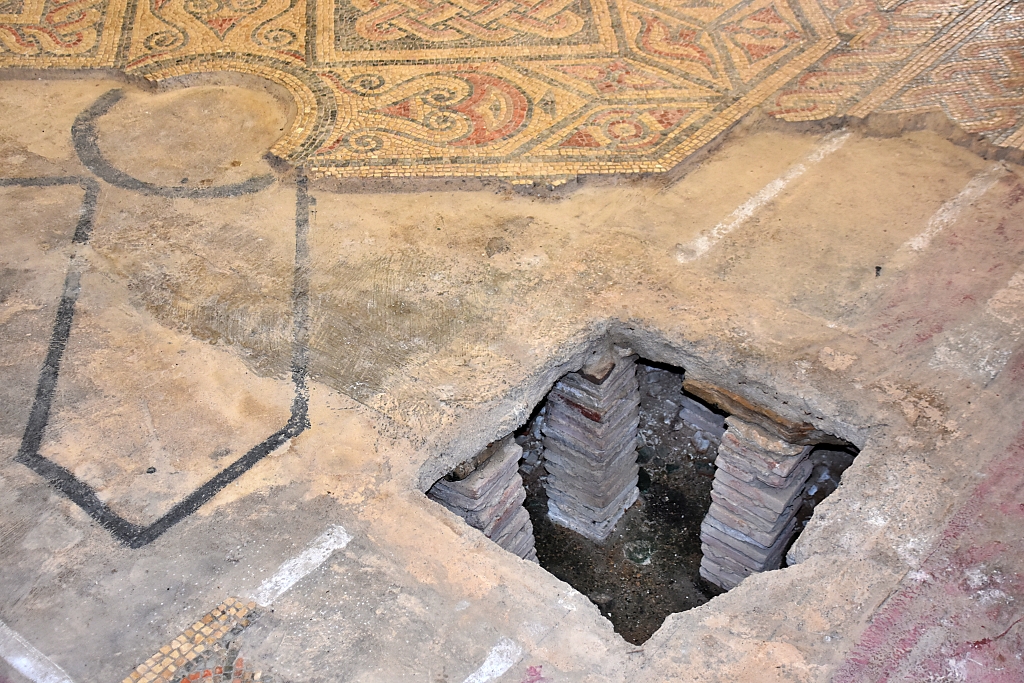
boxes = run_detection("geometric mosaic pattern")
[1,0,1020,179]
[121,599,268,683]
[768,0,1021,138]
[875,0,1024,148]
[307,0,839,177]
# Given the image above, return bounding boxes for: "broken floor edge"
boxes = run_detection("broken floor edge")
[412,316,874,492]
[1,66,1017,190]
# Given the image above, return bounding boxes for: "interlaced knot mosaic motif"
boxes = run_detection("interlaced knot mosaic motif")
[310,0,840,177]
[349,0,588,43]
[0,0,1020,179]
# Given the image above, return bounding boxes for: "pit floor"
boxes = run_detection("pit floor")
[520,364,723,645]
[1,5,1024,679]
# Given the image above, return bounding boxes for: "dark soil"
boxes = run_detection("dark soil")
[518,362,724,645]
[516,360,859,644]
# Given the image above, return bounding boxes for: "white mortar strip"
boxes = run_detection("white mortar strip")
[0,620,76,683]
[676,130,851,263]
[905,165,1004,252]
[250,524,352,606]
[462,638,523,683]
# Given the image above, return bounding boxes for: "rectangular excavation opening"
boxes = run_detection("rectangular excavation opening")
[427,345,859,645]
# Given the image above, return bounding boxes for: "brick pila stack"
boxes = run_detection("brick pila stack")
[542,355,641,543]
[429,436,538,562]
[699,417,812,589]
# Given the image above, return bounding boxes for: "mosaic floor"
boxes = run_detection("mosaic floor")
[0,0,1019,179]
[1,68,1023,680]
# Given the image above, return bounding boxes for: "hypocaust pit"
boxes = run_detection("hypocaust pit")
[427,337,859,644]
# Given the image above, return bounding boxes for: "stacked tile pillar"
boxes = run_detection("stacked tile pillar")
[428,436,538,562]
[700,416,813,589]
[542,349,641,543]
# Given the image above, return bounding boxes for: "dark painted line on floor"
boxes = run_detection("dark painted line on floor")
[126,178,313,548]
[15,262,146,542]
[72,179,100,244]
[72,89,276,199]
[289,174,312,424]
[9,169,311,548]
[129,424,301,548]
[10,176,146,541]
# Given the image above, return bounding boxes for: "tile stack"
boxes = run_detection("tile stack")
[542,354,641,543]
[677,393,726,450]
[428,436,538,562]
[700,417,813,589]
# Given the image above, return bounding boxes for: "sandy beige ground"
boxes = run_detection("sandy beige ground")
[1,77,1022,682]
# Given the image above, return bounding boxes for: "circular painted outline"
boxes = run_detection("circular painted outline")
[72,88,275,198]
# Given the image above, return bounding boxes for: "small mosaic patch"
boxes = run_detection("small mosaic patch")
[173,653,281,683]
[122,598,261,683]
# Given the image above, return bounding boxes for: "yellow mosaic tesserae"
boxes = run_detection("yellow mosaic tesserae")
[1,0,1020,178]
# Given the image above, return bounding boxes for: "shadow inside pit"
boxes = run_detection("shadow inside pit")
[517,360,722,644]
[517,359,857,645]
[425,354,861,645]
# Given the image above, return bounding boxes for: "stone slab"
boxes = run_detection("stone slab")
[699,559,744,591]
[542,440,638,479]
[725,417,807,457]
[547,478,640,525]
[716,443,810,489]
[702,541,759,577]
[545,466,639,510]
[719,431,813,483]
[551,359,638,405]
[492,504,532,547]
[701,514,795,569]
[545,398,639,444]
[541,418,640,464]
[428,440,522,511]
[543,447,638,494]
[711,478,786,524]
[679,407,726,441]
[679,393,726,436]
[479,483,528,538]
[549,381,638,421]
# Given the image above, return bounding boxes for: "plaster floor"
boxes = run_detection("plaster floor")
[0,76,1023,683]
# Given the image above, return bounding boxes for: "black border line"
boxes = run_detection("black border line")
[124,54,340,163]
[72,89,276,199]
[8,172,311,550]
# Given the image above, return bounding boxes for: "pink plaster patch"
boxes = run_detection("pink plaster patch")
[834,423,1024,682]
[520,665,548,682]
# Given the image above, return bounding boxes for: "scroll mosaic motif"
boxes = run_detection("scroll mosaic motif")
[0,0,1019,179]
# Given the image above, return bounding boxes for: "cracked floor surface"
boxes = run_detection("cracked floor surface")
[0,48,1023,683]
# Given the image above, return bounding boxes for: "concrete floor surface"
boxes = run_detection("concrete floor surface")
[0,76,1022,683]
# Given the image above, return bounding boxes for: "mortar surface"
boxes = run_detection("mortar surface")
[0,7,1023,679]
